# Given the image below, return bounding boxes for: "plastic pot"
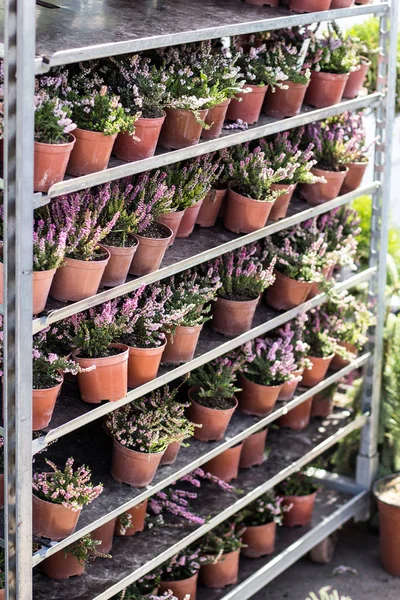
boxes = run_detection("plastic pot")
[278,396,313,430]
[239,428,268,469]
[127,341,166,389]
[202,99,231,140]
[160,572,199,600]
[50,247,110,303]
[200,550,240,589]
[114,499,148,536]
[245,0,278,5]
[373,473,400,575]
[129,223,173,276]
[196,188,227,228]
[263,81,309,118]
[100,242,138,287]
[290,0,331,11]
[91,517,117,553]
[0,261,56,315]
[341,160,368,194]
[301,355,334,388]
[34,135,75,192]
[73,343,129,404]
[311,391,334,418]
[162,324,203,365]
[114,114,165,161]
[32,378,63,431]
[212,295,259,337]
[158,211,185,246]
[111,439,164,487]
[33,493,81,540]
[269,183,296,221]
[242,521,276,557]
[331,341,357,371]
[160,441,181,466]
[330,0,354,6]
[282,491,318,527]
[305,71,349,108]
[41,550,85,580]
[67,128,117,176]
[159,108,208,150]
[226,84,267,125]
[238,374,282,417]
[224,183,274,234]
[278,369,304,401]
[265,269,313,311]
[176,200,204,238]
[188,388,238,442]
[203,443,243,482]
[299,166,348,206]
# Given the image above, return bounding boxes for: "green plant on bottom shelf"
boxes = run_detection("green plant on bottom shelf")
[275,469,319,497]
[66,534,111,565]
[118,572,161,599]
[200,520,245,563]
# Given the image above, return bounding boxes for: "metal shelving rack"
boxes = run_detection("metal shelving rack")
[0,0,398,598]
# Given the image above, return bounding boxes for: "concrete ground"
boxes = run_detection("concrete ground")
[254,522,399,600]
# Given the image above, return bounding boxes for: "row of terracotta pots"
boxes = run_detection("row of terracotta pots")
[287,0,372,13]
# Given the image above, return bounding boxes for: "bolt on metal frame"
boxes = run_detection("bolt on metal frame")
[1,0,398,599]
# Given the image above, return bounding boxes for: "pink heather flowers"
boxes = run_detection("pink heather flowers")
[33,219,68,272]
[68,301,120,358]
[34,89,76,144]
[161,547,203,580]
[32,458,103,511]
[239,490,291,527]
[242,334,297,386]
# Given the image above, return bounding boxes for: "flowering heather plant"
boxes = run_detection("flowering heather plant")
[335,112,372,164]
[264,41,310,85]
[278,314,312,371]
[68,302,120,358]
[38,322,74,358]
[275,469,319,497]
[242,335,297,386]
[238,491,290,527]
[304,308,341,359]
[151,385,197,445]
[308,22,357,75]
[161,547,203,580]
[118,572,162,600]
[208,244,276,301]
[66,534,111,565]
[200,520,245,562]
[31,345,85,389]
[117,286,167,348]
[235,45,288,89]
[303,120,347,172]
[314,207,360,269]
[33,219,68,271]
[50,188,120,261]
[34,90,76,144]
[324,291,374,351]
[150,487,205,526]
[32,458,103,510]
[188,355,244,409]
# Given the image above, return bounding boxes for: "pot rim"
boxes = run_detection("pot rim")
[160,571,199,584]
[165,107,208,117]
[308,353,335,361]
[72,342,129,363]
[216,293,260,305]
[373,473,400,507]
[73,127,118,140]
[34,133,76,149]
[112,437,165,457]
[134,222,173,243]
[310,70,350,80]
[189,387,238,413]
[228,181,275,204]
[63,245,111,268]
[134,112,166,124]
[240,372,283,391]
[32,267,58,278]
[273,268,313,287]
[32,491,82,511]
[33,377,64,393]
[101,239,139,252]
[282,490,318,502]
[311,165,349,176]
[127,339,167,354]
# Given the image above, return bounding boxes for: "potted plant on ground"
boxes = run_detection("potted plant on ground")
[118,572,162,599]
[33,89,76,192]
[276,469,319,527]
[41,534,110,580]
[207,244,276,336]
[278,314,312,401]
[160,547,202,600]
[32,457,103,540]
[188,355,242,442]
[373,474,400,576]
[199,520,244,589]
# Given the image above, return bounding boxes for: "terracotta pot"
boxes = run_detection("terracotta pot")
[224,183,274,234]
[114,114,165,161]
[264,81,309,118]
[200,550,240,589]
[242,521,276,557]
[305,70,349,108]
[269,183,296,221]
[188,388,238,442]
[50,247,110,303]
[114,499,148,536]
[373,474,400,576]
[331,341,357,371]
[32,379,63,431]
[162,324,203,365]
[0,590,4,599]
[290,0,331,10]
[311,392,333,418]
[127,341,166,388]
[41,550,85,580]
[160,441,182,466]
[129,223,173,276]
[160,572,199,600]
[159,108,208,150]
[202,99,231,140]
[158,211,185,246]
[278,369,304,401]
[34,135,75,193]
[238,374,282,417]
[330,0,354,6]
[111,439,164,487]
[278,396,313,430]
[203,444,243,482]
[265,269,313,311]
[33,493,81,540]
[73,343,129,404]
[299,166,348,206]
[355,0,372,4]
[301,355,334,387]
[282,492,317,527]
[196,188,227,228]
[176,200,204,238]
[246,0,278,4]
[212,295,259,337]
[239,428,268,468]
[0,259,55,315]
[0,474,4,509]
[67,128,117,176]
[91,517,117,553]
[100,242,138,287]
[227,84,267,125]
[341,160,368,194]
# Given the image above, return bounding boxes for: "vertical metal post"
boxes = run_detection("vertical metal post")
[3,0,35,598]
[357,0,399,489]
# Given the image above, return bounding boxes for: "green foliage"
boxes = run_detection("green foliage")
[67,534,110,565]
[275,470,319,497]
[380,313,400,473]
[200,520,245,559]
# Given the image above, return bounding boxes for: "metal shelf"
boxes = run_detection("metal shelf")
[32,183,379,336]
[31,410,368,598]
[39,94,381,203]
[32,268,375,453]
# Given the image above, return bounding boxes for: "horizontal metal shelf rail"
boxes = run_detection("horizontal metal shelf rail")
[40,93,381,202]
[31,182,379,335]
